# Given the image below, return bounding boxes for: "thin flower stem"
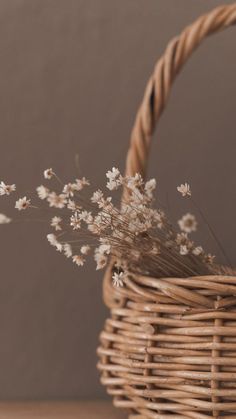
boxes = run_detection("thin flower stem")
[191,197,232,268]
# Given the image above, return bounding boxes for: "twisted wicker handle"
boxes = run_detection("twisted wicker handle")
[103,4,236,309]
[125,4,236,178]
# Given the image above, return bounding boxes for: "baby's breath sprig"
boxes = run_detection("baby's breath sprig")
[0,169,223,286]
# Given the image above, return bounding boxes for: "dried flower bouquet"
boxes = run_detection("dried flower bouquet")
[0,167,224,287]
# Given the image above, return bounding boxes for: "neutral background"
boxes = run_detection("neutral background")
[0,0,235,400]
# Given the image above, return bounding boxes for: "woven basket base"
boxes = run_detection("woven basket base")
[98,274,236,419]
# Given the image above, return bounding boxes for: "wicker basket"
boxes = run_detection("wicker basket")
[97,5,236,418]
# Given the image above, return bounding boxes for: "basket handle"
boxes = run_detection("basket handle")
[125,4,236,178]
[103,5,236,309]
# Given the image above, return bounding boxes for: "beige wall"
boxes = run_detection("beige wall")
[0,0,235,399]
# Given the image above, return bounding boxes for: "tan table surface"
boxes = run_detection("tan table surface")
[0,401,127,419]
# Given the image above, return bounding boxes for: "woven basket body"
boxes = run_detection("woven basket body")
[98,5,236,418]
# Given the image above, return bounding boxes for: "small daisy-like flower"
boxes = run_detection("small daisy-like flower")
[78,210,93,224]
[0,181,16,196]
[153,209,165,229]
[94,245,109,269]
[106,167,120,181]
[63,183,77,197]
[36,185,49,200]
[72,255,85,266]
[51,216,62,231]
[70,213,81,230]
[0,213,11,224]
[75,177,90,190]
[47,233,58,246]
[106,167,121,190]
[64,243,72,258]
[178,213,197,234]
[144,178,156,198]
[177,183,191,197]
[47,192,67,209]
[47,233,63,251]
[192,246,203,256]
[106,181,118,191]
[95,253,107,270]
[98,244,111,255]
[81,245,90,255]
[98,196,112,209]
[44,168,54,179]
[15,196,31,211]
[55,242,63,252]
[126,173,143,190]
[67,199,77,211]
[87,223,101,234]
[112,272,124,287]
[91,190,103,204]
[180,245,189,255]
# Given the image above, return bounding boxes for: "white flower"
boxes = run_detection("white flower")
[106,167,121,190]
[94,252,107,270]
[63,183,77,197]
[47,233,57,246]
[70,213,81,230]
[55,242,63,252]
[44,168,54,179]
[178,213,197,234]
[64,243,72,258]
[47,234,63,251]
[106,180,118,191]
[36,185,49,200]
[177,183,191,197]
[15,196,31,211]
[144,178,156,198]
[91,190,112,209]
[51,216,62,231]
[106,167,120,181]
[112,272,124,287]
[81,245,90,255]
[91,190,103,204]
[98,196,112,209]
[72,255,85,266]
[192,246,203,256]
[0,213,11,224]
[67,199,77,211]
[126,173,143,190]
[47,192,67,208]
[0,181,16,196]
[88,223,100,234]
[75,177,90,190]
[94,243,111,270]
[98,244,111,255]
[180,245,189,255]
[78,210,93,224]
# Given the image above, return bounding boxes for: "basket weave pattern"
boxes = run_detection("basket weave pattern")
[98,5,236,418]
